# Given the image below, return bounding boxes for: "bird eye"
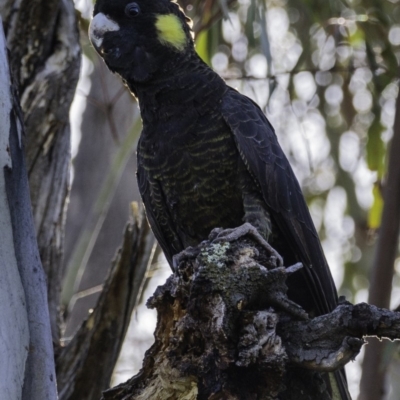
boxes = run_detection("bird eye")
[125,3,140,17]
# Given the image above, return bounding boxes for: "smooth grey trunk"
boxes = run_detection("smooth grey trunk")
[359,76,400,400]
[0,19,57,400]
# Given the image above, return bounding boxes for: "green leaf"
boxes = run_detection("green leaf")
[196,30,210,65]
[259,1,272,71]
[366,115,385,178]
[368,184,384,229]
[245,0,257,47]
[349,26,365,47]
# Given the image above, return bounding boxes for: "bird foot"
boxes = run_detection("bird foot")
[172,246,200,271]
[211,223,284,267]
[259,263,308,320]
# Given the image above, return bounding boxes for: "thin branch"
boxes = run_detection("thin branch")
[61,115,142,310]
[221,64,390,82]
[359,74,400,400]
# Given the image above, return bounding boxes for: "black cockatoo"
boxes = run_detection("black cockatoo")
[89,1,351,398]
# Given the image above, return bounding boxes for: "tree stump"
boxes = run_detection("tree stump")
[102,227,400,400]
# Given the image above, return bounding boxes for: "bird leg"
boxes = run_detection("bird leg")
[212,222,284,267]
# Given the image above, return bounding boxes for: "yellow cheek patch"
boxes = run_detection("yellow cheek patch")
[155,14,187,51]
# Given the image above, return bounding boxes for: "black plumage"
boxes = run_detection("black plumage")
[89,1,350,398]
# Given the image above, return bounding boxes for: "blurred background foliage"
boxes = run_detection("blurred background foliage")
[66,0,400,398]
[185,0,400,306]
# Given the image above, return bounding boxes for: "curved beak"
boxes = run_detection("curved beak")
[89,13,120,49]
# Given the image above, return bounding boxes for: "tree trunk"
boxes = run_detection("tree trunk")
[102,227,400,400]
[1,0,81,346]
[359,73,400,400]
[57,207,156,400]
[0,19,57,400]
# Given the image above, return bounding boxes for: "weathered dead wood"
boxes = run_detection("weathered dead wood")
[56,206,155,400]
[101,228,400,400]
[1,0,81,345]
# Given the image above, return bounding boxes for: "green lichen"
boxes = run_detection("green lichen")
[200,242,230,268]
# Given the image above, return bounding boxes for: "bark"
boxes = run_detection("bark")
[100,227,398,400]
[0,19,57,400]
[359,77,400,400]
[1,0,81,346]
[57,206,156,400]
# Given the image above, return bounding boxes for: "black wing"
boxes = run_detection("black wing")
[137,141,183,265]
[221,87,338,316]
[222,88,352,400]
